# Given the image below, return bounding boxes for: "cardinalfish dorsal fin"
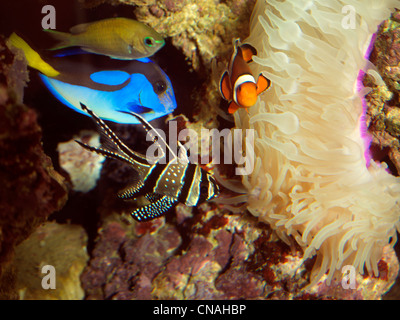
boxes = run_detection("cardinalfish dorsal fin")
[75,140,136,166]
[7,33,60,78]
[118,110,178,160]
[79,103,147,166]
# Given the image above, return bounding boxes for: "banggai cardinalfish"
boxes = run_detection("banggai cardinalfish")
[77,103,220,221]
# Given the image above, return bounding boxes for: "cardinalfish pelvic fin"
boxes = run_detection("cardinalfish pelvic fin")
[44,17,165,60]
[76,103,220,222]
[219,38,271,114]
[7,33,176,124]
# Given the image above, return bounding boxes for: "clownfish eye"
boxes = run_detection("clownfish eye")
[154,80,166,94]
[144,37,155,47]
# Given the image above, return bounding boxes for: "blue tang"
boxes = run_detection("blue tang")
[8,33,176,124]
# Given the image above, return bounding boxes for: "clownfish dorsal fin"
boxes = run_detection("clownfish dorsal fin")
[256,73,271,95]
[233,38,241,50]
[240,43,257,63]
[219,70,232,101]
[228,101,240,114]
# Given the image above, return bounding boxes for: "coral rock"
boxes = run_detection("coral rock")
[367,13,400,174]
[14,222,88,300]
[0,35,68,299]
[81,221,181,300]
[58,130,105,193]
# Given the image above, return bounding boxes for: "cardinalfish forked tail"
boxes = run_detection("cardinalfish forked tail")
[77,103,220,221]
[219,38,271,114]
[44,17,165,60]
[7,33,176,124]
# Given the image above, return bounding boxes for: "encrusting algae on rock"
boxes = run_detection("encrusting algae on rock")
[132,0,256,72]
[366,11,400,175]
[14,222,88,300]
[0,35,68,299]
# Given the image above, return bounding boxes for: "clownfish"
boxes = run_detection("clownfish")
[45,17,165,60]
[219,39,271,114]
[7,33,176,124]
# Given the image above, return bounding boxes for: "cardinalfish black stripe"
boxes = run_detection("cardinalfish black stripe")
[77,103,220,221]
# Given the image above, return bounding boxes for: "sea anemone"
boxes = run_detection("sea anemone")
[233,0,400,287]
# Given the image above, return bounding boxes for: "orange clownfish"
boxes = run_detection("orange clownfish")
[219,39,271,114]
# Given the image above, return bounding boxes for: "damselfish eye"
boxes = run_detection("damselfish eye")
[144,37,155,47]
[154,80,166,94]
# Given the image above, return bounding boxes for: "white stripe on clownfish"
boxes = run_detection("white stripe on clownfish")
[233,74,256,107]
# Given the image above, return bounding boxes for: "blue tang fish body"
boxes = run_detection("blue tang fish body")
[40,55,176,123]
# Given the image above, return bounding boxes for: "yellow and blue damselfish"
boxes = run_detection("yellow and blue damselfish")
[8,33,176,124]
